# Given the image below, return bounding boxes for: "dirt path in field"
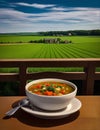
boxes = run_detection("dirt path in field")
[0,43,28,46]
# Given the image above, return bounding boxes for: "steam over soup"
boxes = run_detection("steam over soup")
[28,81,74,96]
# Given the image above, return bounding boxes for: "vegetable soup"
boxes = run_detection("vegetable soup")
[28,81,74,96]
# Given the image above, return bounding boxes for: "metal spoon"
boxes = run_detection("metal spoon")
[5,98,29,116]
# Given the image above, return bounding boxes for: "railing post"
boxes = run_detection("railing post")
[83,64,95,95]
[19,65,27,95]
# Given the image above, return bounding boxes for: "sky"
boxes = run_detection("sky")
[0,0,100,33]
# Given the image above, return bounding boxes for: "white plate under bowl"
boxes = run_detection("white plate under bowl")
[21,98,82,119]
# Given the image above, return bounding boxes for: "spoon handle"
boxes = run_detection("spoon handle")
[5,106,20,116]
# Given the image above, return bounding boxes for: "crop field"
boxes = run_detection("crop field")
[0,35,100,59]
[0,43,100,59]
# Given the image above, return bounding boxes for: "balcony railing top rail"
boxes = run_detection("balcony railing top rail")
[0,58,100,95]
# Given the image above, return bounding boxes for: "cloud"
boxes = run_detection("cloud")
[0,6,100,33]
[16,2,55,9]
[50,7,66,11]
[0,7,100,23]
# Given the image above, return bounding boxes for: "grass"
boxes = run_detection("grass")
[0,35,100,43]
[0,42,100,59]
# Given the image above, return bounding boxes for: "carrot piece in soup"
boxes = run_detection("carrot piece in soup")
[35,91,42,95]
[36,84,41,89]
[60,90,66,94]
[44,91,53,96]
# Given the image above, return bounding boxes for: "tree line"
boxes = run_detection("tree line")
[38,29,100,36]
[0,29,100,36]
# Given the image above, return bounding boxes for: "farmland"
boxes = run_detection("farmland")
[0,35,100,59]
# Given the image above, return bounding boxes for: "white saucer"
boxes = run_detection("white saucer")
[21,98,82,119]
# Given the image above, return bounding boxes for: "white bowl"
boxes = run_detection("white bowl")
[25,78,77,111]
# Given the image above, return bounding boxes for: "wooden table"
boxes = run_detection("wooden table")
[0,96,100,130]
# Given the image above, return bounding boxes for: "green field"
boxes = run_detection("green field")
[0,36,100,59]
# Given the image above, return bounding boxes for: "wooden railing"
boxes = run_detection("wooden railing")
[0,58,100,95]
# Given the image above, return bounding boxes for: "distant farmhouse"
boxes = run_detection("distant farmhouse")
[32,38,72,44]
[43,38,60,43]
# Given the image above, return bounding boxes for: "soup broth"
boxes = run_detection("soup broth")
[28,81,74,96]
